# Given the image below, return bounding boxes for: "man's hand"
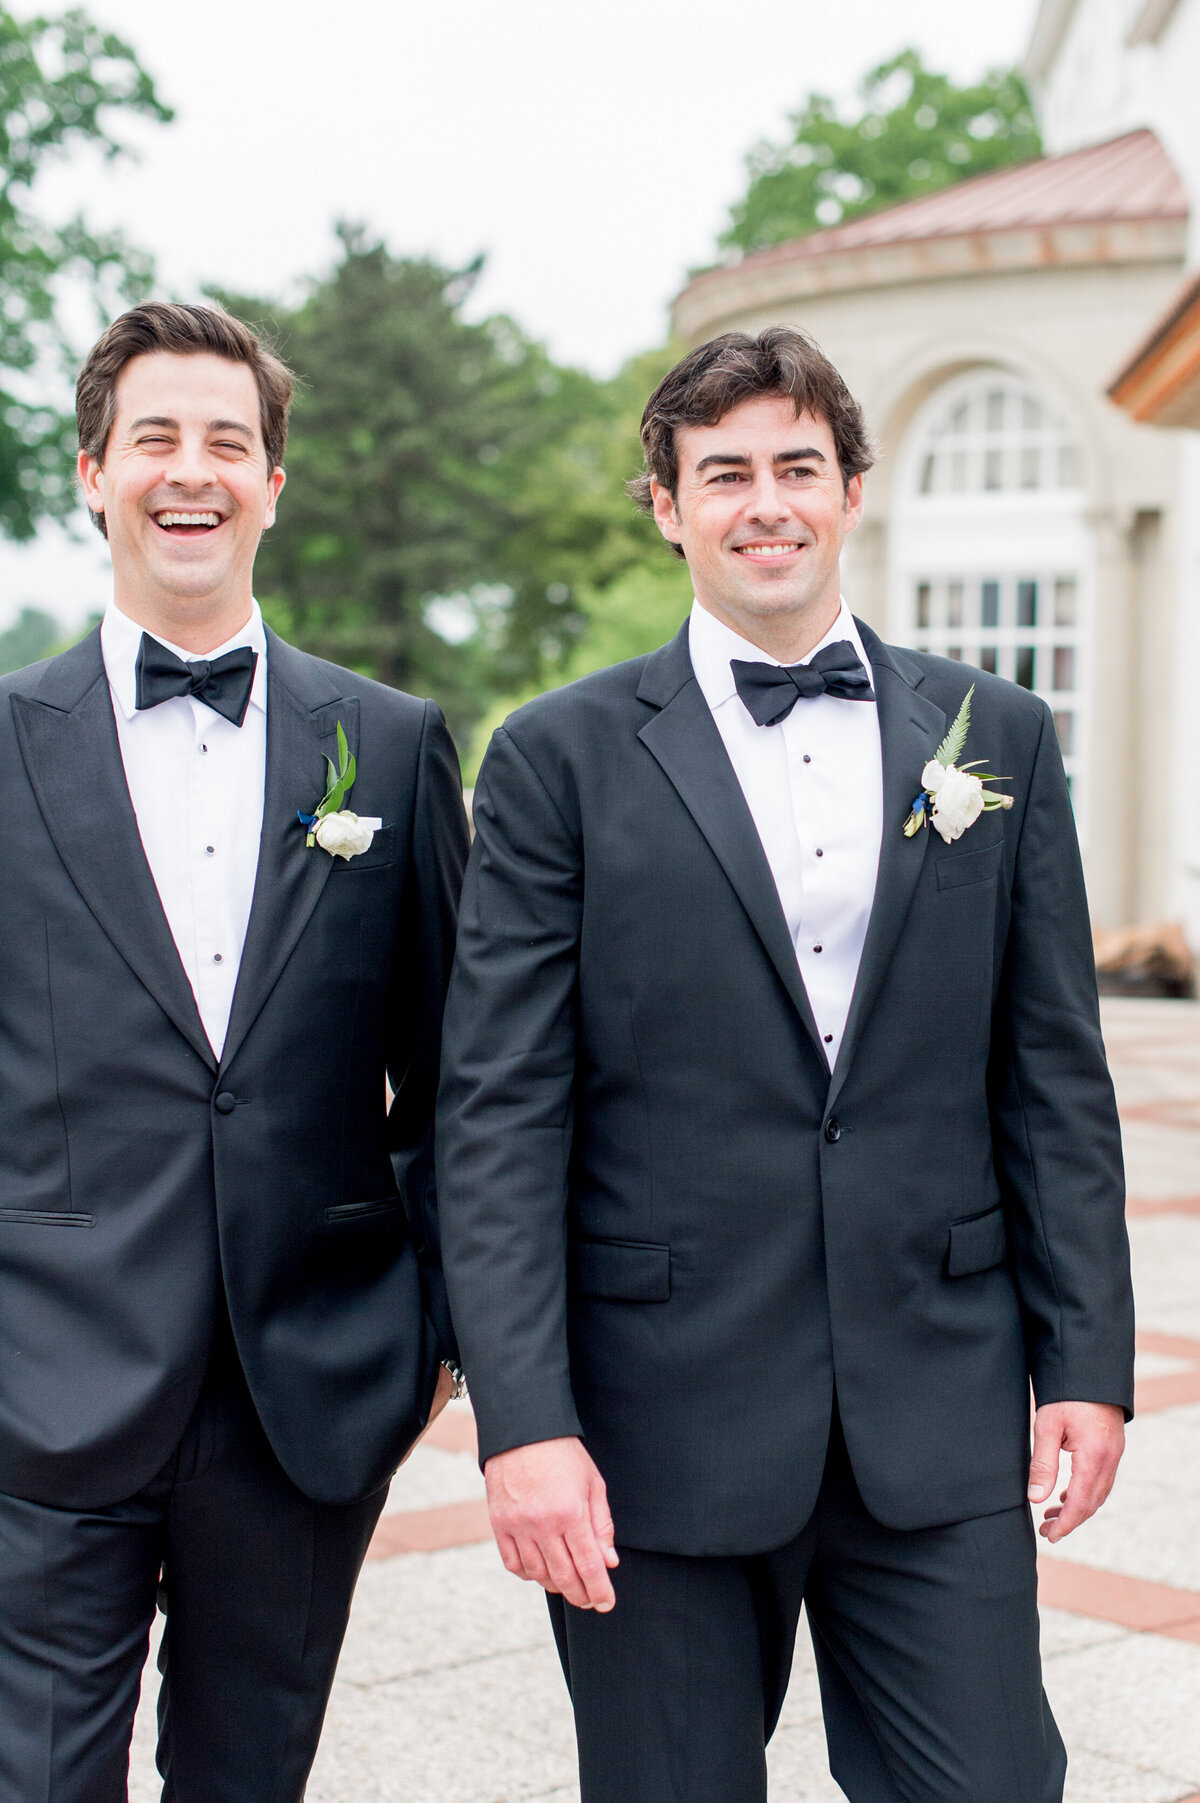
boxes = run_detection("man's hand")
[484,1437,619,1612]
[398,1364,458,1466]
[427,1362,457,1426]
[1028,1401,1125,1543]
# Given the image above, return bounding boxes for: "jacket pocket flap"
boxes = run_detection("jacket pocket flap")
[328,826,395,873]
[569,1237,670,1301]
[325,1197,402,1223]
[947,1207,1007,1276]
[936,840,1004,891]
[0,1208,94,1227]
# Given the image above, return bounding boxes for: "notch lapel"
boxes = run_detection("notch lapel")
[218,631,350,1073]
[825,626,945,1113]
[12,630,216,1070]
[637,628,825,1062]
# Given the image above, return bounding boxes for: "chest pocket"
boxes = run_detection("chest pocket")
[327,825,395,873]
[935,839,1003,892]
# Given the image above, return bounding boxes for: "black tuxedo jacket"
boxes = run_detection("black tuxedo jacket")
[0,627,467,1510]
[437,620,1133,1554]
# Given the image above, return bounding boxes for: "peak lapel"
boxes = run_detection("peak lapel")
[636,630,825,1062]
[825,628,944,1113]
[218,633,349,1073]
[11,631,215,1070]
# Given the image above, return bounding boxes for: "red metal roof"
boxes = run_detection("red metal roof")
[711,130,1187,277]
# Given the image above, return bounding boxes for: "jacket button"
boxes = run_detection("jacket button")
[215,1092,237,1115]
[824,1118,841,1143]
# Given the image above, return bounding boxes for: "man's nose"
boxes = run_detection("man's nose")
[163,436,218,491]
[743,471,790,526]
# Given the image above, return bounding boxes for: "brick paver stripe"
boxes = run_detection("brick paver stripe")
[1127,1195,1200,1218]
[1135,1327,1200,1413]
[1037,1557,1200,1645]
[367,1499,492,1559]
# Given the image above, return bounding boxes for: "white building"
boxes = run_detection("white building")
[672,0,1200,951]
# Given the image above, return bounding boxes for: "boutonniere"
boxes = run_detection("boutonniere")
[903,684,1014,843]
[297,720,382,860]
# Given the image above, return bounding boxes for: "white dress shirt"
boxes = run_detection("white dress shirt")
[101,600,268,1059]
[688,598,883,1066]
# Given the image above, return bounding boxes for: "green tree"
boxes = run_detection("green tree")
[721,48,1041,256]
[463,342,695,776]
[0,602,57,671]
[0,5,172,539]
[221,229,672,746]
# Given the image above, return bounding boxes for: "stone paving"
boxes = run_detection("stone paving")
[128,997,1200,1801]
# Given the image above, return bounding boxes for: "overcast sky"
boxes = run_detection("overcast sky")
[3,0,1043,628]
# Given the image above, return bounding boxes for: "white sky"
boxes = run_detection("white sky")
[1,0,1042,630]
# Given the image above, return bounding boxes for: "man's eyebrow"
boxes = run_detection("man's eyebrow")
[126,416,256,436]
[692,445,827,473]
[694,451,750,472]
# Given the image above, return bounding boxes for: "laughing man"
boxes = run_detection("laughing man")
[0,303,467,1799]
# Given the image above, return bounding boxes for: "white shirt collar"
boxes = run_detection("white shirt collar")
[101,599,268,722]
[688,596,869,714]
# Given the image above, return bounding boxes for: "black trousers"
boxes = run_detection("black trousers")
[0,1319,386,1802]
[549,1414,1066,1803]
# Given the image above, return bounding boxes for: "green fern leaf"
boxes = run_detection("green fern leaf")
[936,685,974,768]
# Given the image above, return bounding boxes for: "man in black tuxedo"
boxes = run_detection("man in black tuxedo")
[0,303,468,1799]
[437,329,1133,1801]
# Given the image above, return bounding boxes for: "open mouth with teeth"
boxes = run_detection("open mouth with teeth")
[154,510,224,537]
[734,540,803,561]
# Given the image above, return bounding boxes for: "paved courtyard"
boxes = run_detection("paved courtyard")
[129,997,1200,1801]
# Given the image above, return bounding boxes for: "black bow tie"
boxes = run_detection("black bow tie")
[135,635,258,728]
[731,641,874,726]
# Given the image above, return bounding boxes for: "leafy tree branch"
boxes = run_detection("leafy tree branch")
[720,48,1041,257]
[0,4,172,538]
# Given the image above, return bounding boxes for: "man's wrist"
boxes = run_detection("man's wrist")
[440,1359,467,1401]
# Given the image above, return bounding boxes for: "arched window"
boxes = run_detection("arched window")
[889,368,1091,830]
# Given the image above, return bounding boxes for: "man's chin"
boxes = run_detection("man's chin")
[726,582,823,622]
[147,559,231,603]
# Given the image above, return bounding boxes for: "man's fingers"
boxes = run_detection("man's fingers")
[529,1523,615,1611]
[1039,1478,1094,1541]
[494,1530,530,1580]
[588,1474,620,1572]
[1040,1449,1119,1542]
[494,1525,562,1592]
[483,1438,619,1609]
[506,1521,614,1611]
[566,1523,617,1611]
[515,1534,562,1593]
[1032,1401,1125,1542]
[1027,1422,1062,1503]
[541,1534,599,1609]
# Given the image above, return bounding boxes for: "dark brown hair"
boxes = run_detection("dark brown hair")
[629,327,876,556]
[76,302,294,537]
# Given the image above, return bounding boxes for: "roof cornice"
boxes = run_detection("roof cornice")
[1022,0,1083,79]
[672,219,1185,345]
[1109,268,1200,426]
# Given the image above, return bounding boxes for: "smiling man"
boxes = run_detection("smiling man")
[437,329,1134,1802]
[0,303,468,1799]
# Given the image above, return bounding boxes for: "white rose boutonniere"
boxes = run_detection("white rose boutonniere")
[904,685,1013,844]
[298,721,382,861]
[313,811,375,859]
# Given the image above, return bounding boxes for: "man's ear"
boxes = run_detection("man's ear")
[649,476,682,549]
[842,471,864,534]
[77,448,104,518]
[263,465,286,530]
